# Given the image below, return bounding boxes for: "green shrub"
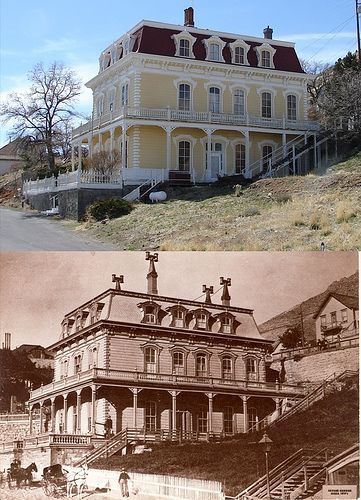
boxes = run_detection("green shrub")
[274,193,292,204]
[241,206,260,217]
[88,198,133,221]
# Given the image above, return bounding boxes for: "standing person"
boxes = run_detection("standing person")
[118,468,130,497]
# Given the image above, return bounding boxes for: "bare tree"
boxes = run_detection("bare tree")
[86,149,121,176]
[0,62,81,174]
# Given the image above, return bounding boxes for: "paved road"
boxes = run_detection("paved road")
[0,208,116,251]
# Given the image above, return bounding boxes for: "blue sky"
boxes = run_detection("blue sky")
[0,0,358,147]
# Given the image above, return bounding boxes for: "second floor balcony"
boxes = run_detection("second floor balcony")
[30,367,307,403]
[72,106,319,139]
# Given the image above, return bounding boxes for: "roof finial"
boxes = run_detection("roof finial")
[220,277,232,307]
[202,285,214,304]
[112,274,124,291]
[145,252,159,295]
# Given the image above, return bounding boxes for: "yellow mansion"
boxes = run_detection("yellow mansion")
[72,7,318,185]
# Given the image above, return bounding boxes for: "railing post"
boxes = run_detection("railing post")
[304,465,308,490]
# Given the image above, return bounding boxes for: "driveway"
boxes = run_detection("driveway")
[0,208,116,251]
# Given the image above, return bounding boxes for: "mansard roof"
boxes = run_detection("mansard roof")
[103,20,305,74]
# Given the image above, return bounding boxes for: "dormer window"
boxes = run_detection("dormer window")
[222,316,232,334]
[138,301,163,325]
[255,43,276,69]
[229,40,250,66]
[172,31,196,59]
[203,36,226,63]
[261,50,271,68]
[180,39,190,57]
[215,312,236,334]
[123,39,130,55]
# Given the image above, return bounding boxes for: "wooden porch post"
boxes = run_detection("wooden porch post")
[91,385,96,435]
[207,393,214,435]
[39,402,43,434]
[50,397,56,433]
[63,394,68,434]
[131,388,140,429]
[29,405,33,435]
[242,396,248,433]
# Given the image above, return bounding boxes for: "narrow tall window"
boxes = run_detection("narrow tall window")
[145,347,157,373]
[341,309,348,323]
[196,353,207,377]
[330,311,337,327]
[198,405,208,433]
[261,92,272,118]
[74,355,82,374]
[178,141,191,171]
[210,43,220,61]
[224,406,234,434]
[144,305,156,323]
[287,95,297,120]
[145,401,157,431]
[173,352,185,375]
[234,89,245,116]
[235,144,246,174]
[121,83,129,106]
[173,309,185,327]
[180,39,190,57]
[235,46,245,64]
[222,356,233,379]
[209,87,221,113]
[178,84,191,111]
[320,315,327,327]
[196,313,207,330]
[246,358,257,380]
[261,50,271,67]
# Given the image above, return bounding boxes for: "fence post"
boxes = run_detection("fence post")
[304,466,308,490]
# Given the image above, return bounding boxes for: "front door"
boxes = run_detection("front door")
[176,410,192,439]
[210,153,221,179]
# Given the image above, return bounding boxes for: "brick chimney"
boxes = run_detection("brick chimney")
[146,252,158,295]
[202,285,214,304]
[184,7,195,27]
[220,277,231,307]
[263,26,273,39]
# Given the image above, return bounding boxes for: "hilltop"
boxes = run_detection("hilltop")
[77,152,361,251]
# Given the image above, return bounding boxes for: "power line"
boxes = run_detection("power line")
[304,17,355,60]
[298,15,355,53]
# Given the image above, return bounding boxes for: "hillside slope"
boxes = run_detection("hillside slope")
[258,271,359,342]
[92,381,358,496]
[79,153,361,251]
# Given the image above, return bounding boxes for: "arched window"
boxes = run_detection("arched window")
[180,39,190,57]
[261,92,272,118]
[196,313,207,330]
[246,358,257,381]
[235,144,246,174]
[222,356,233,379]
[234,89,245,116]
[173,351,185,375]
[74,354,82,374]
[145,401,157,431]
[261,50,271,68]
[88,347,98,369]
[173,308,185,328]
[262,145,273,172]
[178,141,191,171]
[234,46,245,64]
[178,84,191,111]
[145,347,157,373]
[196,353,207,377]
[144,305,156,323]
[221,316,232,334]
[209,43,221,61]
[209,87,221,113]
[287,94,297,120]
[121,83,129,106]
[96,96,104,117]
[224,406,234,434]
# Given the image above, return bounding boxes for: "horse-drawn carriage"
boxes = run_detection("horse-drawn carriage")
[42,464,67,497]
[6,460,37,488]
[42,463,88,498]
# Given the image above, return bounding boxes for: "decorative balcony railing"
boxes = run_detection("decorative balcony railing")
[30,367,307,402]
[72,106,320,138]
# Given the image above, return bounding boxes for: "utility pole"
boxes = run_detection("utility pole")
[357,0,361,61]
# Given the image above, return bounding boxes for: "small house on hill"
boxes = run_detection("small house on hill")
[314,292,359,343]
[14,344,54,369]
[0,139,23,175]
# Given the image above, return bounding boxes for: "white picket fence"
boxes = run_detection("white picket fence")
[79,468,225,500]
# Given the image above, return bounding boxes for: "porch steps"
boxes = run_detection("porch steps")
[74,429,128,467]
[234,448,328,500]
[168,170,193,186]
[248,369,358,434]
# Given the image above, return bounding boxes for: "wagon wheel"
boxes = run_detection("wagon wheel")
[43,480,56,496]
[0,473,5,488]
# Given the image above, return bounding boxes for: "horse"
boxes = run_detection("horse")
[14,462,38,488]
[65,464,88,498]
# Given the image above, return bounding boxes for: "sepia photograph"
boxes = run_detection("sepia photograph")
[0,251,358,499]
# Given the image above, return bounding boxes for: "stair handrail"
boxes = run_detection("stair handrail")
[139,179,162,201]
[289,466,327,500]
[235,448,304,499]
[74,428,128,466]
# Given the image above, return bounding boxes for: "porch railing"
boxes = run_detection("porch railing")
[72,106,319,138]
[30,367,307,401]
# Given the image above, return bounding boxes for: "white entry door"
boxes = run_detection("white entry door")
[210,153,222,179]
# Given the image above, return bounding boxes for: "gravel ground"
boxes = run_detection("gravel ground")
[0,485,121,499]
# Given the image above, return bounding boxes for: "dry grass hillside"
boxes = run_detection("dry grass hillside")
[80,152,361,251]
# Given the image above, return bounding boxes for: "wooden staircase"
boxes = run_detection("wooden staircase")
[233,448,329,500]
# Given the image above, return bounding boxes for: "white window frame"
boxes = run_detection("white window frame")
[235,142,246,175]
[341,309,348,323]
[174,135,196,172]
[261,91,272,118]
[233,88,246,116]
[121,83,129,106]
[172,30,197,59]
[229,39,251,66]
[255,42,276,69]
[203,36,226,63]
[209,86,221,113]
[287,94,297,121]
[178,83,191,111]
[95,94,104,118]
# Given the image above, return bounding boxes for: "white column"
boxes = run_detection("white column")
[77,143,82,171]
[39,402,43,434]
[87,134,93,157]
[122,125,127,168]
[166,127,172,170]
[131,388,140,429]
[110,128,114,159]
[206,130,212,181]
[282,133,287,156]
[76,391,81,434]
[242,396,248,433]
[275,398,281,418]
[50,398,56,433]
[91,386,96,435]
[244,130,250,177]
[207,393,214,434]
[71,145,75,172]
[63,395,68,434]
[29,405,33,435]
